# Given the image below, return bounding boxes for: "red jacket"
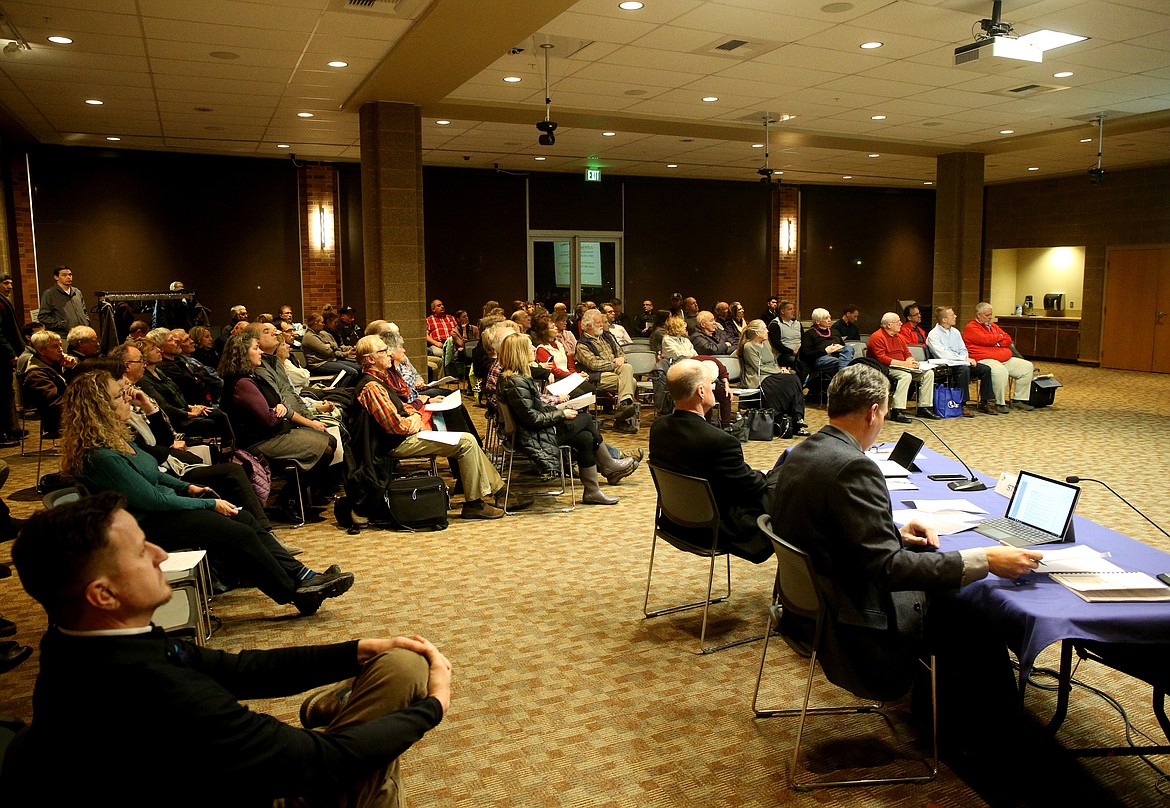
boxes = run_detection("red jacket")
[962,319,1014,362]
[899,322,927,346]
[866,329,911,366]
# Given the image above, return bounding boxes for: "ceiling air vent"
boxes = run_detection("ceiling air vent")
[329,0,432,17]
[714,39,750,52]
[695,36,783,60]
[991,82,1068,98]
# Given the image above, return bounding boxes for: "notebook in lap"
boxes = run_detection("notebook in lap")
[974,470,1079,547]
[871,432,925,478]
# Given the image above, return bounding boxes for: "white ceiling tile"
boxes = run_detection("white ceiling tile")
[147,41,301,69]
[312,11,414,41]
[1060,42,1170,72]
[753,42,889,74]
[541,11,660,45]
[669,4,833,42]
[138,0,319,32]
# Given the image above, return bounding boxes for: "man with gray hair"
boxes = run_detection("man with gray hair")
[575,309,638,433]
[65,325,99,364]
[771,363,1043,739]
[962,302,1035,413]
[866,311,937,423]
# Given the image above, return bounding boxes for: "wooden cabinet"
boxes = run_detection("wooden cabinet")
[996,316,1079,362]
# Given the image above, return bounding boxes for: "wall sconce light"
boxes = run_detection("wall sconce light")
[318,205,326,250]
[780,218,796,255]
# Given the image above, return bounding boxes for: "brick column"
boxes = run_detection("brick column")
[298,164,341,316]
[772,184,800,304]
[934,152,985,315]
[359,102,425,366]
[9,154,37,317]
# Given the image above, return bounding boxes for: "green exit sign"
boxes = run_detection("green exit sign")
[585,168,601,182]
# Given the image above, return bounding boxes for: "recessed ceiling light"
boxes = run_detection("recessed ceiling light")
[924,181,933,185]
[1000,129,1014,134]
[503,76,522,83]
[752,143,764,148]
[1027,166,1039,171]
[842,175,853,179]
[871,114,886,120]
[105,136,120,141]
[1053,71,1073,78]
[868,153,879,158]
[775,171,783,175]
[209,51,239,60]
[602,131,616,137]
[860,41,883,49]
[436,120,451,125]
[1080,137,1092,143]
[277,144,290,149]
[534,157,546,161]
[297,112,314,118]
[822,3,854,12]
[85,99,103,105]
[327,60,348,68]
[701,96,718,102]
[618,1,644,8]
[47,36,73,45]
[667,163,678,168]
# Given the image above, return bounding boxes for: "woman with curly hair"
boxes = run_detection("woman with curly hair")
[497,333,635,505]
[59,370,354,615]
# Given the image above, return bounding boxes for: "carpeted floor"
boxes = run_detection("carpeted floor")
[2,362,1169,806]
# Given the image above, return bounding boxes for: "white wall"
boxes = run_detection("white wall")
[990,246,1085,315]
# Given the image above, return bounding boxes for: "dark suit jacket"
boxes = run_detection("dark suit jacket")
[649,410,772,563]
[770,424,963,698]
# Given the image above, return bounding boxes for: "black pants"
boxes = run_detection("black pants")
[761,373,806,421]
[138,509,301,605]
[555,410,603,469]
[181,462,271,530]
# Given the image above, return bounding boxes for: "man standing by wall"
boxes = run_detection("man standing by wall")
[37,265,88,337]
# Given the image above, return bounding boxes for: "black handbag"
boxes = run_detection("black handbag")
[744,408,776,441]
[384,473,450,531]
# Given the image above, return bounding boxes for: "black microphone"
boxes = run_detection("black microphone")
[912,417,987,491]
[1065,476,1170,541]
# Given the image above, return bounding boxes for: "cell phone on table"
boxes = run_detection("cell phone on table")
[1157,573,1170,587]
[928,474,967,482]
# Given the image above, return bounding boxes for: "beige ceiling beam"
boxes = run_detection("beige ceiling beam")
[343,0,578,111]
[970,109,1170,155]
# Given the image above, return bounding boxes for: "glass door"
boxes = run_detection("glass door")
[529,231,622,310]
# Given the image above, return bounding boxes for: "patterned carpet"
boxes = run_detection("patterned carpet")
[2,362,1169,806]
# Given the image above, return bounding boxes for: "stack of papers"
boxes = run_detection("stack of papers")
[423,389,462,411]
[892,499,989,535]
[1032,544,1121,573]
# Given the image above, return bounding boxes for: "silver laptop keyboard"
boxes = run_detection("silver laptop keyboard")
[981,517,1054,545]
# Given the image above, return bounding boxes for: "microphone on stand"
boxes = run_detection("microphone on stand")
[1065,476,1170,541]
[912,417,987,491]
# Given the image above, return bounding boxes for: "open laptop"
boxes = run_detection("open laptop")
[974,471,1079,547]
[869,432,925,478]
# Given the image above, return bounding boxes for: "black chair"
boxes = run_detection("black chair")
[643,465,764,654]
[752,514,938,789]
[495,401,574,514]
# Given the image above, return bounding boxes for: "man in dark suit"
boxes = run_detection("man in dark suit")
[770,364,1040,722]
[649,358,773,563]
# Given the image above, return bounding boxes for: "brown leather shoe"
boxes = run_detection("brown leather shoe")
[979,401,1000,415]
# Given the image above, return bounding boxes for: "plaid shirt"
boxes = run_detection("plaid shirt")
[357,368,423,436]
[426,314,458,344]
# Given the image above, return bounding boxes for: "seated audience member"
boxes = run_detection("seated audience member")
[278,303,304,339]
[247,322,336,431]
[425,298,460,357]
[899,303,929,347]
[771,363,1041,727]
[65,325,100,365]
[302,311,361,386]
[454,309,478,343]
[681,296,700,331]
[962,302,1036,413]
[551,312,576,358]
[16,321,44,376]
[155,327,211,405]
[335,306,362,348]
[735,320,807,434]
[219,333,336,487]
[866,312,938,423]
[131,335,234,448]
[660,316,734,429]
[927,305,996,416]
[831,304,861,342]
[127,319,152,340]
[575,309,639,434]
[351,335,515,520]
[722,301,747,344]
[497,333,635,504]
[472,315,505,390]
[647,309,671,355]
[767,299,804,372]
[58,372,352,615]
[759,295,779,323]
[533,316,591,398]
[648,359,775,563]
[511,309,532,335]
[21,330,77,435]
[690,311,735,355]
[635,298,656,336]
[4,492,446,804]
[601,303,632,345]
[176,328,224,399]
[214,305,251,353]
[668,292,684,318]
[801,307,855,373]
[609,298,634,332]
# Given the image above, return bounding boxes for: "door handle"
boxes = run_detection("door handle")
[1158,311,1166,324]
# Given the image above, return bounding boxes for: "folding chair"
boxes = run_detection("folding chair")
[495,401,574,513]
[752,515,938,790]
[643,465,764,654]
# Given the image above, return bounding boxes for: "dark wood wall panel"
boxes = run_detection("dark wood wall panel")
[29,145,300,327]
[799,185,936,335]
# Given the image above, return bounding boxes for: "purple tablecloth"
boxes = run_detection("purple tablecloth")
[894,447,1170,671]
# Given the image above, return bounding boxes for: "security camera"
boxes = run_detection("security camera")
[537,119,557,146]
[510,47,525,55]
[1088,167,1105,185]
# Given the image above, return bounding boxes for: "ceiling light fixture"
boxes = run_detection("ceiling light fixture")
[1027,166,1039,171]
[667,163,678,168]
[503,76,522,83]
[1000,129,1014,134]
[277,144,290,149]
[327,60,348,68]
[297,112,314,118]
[842,175,853,179]
[924,181,933,185]
[47,35,73,45]
[1079,137,1092,143]
[534,156,546,161]
[618,1,644,8]
[871,114,886,120]
[752,143,763,148]
[105,136,120,141]
[436,120,451,125]
[1053,71,1073,78]
[85,99,103,105]
[702,96,718,102]
[602,131,616,137]
[868,153,879,158]
[860,41,882,49]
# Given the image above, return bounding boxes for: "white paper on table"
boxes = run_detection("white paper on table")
[424,389,462,411]
[1035,545,1123,574]
[892,508,982,535]
[417,430,463,445]
[545,375,582,397]
[887,478,919,491]
[905,499,989,515]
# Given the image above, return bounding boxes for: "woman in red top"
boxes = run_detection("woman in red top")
[533,316,592,398]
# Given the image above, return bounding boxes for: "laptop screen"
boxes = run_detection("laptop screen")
[1006,471,1080,537]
